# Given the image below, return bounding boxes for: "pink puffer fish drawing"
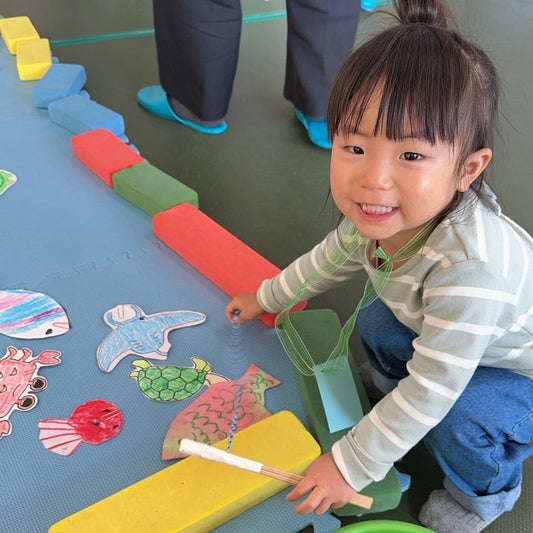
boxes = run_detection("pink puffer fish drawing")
[162,364,280,460]
[0,346,61,439]
[39,400,124,455]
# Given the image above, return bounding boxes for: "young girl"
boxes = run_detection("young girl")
[227,0,533,531]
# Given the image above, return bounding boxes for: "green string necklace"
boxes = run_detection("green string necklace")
[274,219,438,376]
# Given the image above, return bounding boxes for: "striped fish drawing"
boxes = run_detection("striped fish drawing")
[0,289,70,339]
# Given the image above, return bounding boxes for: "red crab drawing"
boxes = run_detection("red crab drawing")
[0,346,61,439]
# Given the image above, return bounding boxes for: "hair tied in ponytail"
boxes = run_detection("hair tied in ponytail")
[394,0,449,29]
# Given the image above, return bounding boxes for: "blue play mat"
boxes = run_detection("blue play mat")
[0,32,339,533]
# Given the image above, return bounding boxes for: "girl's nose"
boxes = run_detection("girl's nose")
[359,158,392,190]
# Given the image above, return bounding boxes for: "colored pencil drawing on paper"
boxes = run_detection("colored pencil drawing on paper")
[96,303,207,372]
[0,169,17,196]
[0,346,61,439]
[0,289,70,339]
[129,357,228,402]
[39,399,124,456]
[162,364,280,460]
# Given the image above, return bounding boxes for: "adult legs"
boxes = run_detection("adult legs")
[284,0,361,119]
[146,0,359,142]
[152,0,242,122]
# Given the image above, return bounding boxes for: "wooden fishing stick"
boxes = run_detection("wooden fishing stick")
[178,438,373,510]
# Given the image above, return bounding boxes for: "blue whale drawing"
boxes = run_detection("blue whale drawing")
[96,304,206,372]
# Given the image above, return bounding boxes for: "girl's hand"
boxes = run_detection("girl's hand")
[226,292,264,324]
[286,453,357,515]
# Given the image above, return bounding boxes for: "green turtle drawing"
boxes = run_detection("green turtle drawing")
[129,357,228,402]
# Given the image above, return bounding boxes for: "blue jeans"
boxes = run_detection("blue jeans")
[359,297,533,521]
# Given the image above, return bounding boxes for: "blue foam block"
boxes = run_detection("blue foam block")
[48,94,125,136]
[33,63,87,108]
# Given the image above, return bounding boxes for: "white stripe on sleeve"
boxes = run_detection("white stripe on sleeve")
[368,410,411,450]
[391,388,440,426]
[407,366,461,400]
[412,340,479,368]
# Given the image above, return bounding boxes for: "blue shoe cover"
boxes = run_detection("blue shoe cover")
[394,468,412,492]
[137,85,227,135]
[295,109,331,149]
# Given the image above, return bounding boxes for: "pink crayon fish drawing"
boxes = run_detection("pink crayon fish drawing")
[162,364,280,460]
[39,399,124,456]
[96,304,207,372]
[0,346,61,439]
[0,289,70,339]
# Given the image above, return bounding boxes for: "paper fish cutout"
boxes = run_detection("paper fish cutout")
[130,357,228,402]
[162,364,280,460]
[0,346,61,439]
[0,289,70,339]
[39,399,124,456]
[96,304,207,372]
[0,169,17,196]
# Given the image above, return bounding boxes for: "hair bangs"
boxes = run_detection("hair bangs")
[329,24,470,149]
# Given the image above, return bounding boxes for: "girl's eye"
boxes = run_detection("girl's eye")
[346,145,364,155]
[401,152,423,161]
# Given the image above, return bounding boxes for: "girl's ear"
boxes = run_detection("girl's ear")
[457,148,493,192]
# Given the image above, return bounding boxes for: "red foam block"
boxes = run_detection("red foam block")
[71,129,145,187]
[153,203,306,327]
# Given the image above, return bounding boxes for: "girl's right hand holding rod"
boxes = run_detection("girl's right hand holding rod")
[226,292,265,324]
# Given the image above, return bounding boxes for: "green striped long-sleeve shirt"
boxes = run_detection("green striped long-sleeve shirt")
[257,194,533,490]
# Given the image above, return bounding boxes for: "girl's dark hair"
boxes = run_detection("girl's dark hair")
[327,0,500,214]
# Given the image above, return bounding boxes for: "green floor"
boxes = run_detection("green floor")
[2,1,531,531]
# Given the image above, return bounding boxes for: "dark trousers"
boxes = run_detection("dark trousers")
[152,0,360,121]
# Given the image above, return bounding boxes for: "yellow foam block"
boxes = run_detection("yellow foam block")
[50,411,321,533]
[16,38,52,81]
[0,16,40,55]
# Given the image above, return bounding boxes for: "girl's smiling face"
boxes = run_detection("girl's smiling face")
[330,97,491,258]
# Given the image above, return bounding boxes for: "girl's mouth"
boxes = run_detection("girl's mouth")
[360,203,394,215]
[357,203,397,221]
